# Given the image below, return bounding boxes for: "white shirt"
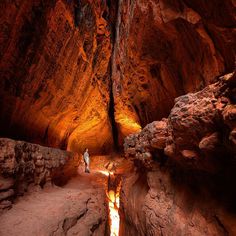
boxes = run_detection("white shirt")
[83,151,89,164]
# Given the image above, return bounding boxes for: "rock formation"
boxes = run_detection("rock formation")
[112,0,236,139]
[0,175,108,236]
[124,72,236,167]
[0,0,236,235]
[0,0,235,153]
[122,72,236,235]
[0,0,116,154]
[0,138,78,212]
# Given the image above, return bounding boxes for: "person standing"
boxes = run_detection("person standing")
[83,148,90,173]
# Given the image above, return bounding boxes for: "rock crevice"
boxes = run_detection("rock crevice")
[0,0,235,154]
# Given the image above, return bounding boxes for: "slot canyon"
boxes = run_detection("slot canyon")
[0,0,236,235]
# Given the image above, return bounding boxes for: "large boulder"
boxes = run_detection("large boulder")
[124,72,236,170]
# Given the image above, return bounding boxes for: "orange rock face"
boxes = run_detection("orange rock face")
[0,0,115,154]
[0,0,235,153]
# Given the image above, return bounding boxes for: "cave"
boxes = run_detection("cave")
[0,0,236,235]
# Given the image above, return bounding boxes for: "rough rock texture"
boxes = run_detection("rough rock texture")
[0,138,79,212]
[0,0,235,152]
[0,153,136,236]
[122,73,236,235]
[0,0,116,154]
[124,72,236,170]
[112,0,236,142]
[120,166,236,236]
[0,177,108,236]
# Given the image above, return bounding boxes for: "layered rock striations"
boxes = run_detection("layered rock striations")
[122,73,236,235]
[0,0,116,154]
[0,138,79,212]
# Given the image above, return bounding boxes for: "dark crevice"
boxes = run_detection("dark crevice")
[90,218,103,234]
[43,123,49,143]
[62,197,91,234]
[107,0,119,43]
[108,73,119,152]
[214,215,229,235]
[119,171,149,235]
[108,0,120,152]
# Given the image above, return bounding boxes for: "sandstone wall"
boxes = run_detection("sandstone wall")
[122,72,236,235]
[0,0,235,153]
[120,167,236,236]
[0,138,79,212]
[112,0,236,142]
[124,73,236,169]
[0,0,116,154]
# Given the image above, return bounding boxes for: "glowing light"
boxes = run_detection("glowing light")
[99,170,110,176]
[99,170,114,176]
[98,170,121,236]
[108,189,120,236]
[116,114,141,135]
[118,116,141,131]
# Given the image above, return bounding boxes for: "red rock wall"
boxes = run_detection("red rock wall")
[0,0,115,154]
[124,73,236,169]
[0,0,235,153]
[112,0,236,142]
[0,138,79,212]
[122,73,236,235]
[120,167,236,236]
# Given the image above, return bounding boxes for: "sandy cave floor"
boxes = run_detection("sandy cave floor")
[0,155,133,236]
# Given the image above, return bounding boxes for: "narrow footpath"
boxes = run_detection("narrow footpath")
[0,155,133,236]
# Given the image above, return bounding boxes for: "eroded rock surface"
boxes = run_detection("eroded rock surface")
[125,72,236,170]
[0,177,108,236]
[112,0,236,142]
[0,138,79,212]
[122,72,236,235]
[0,0,235,152]
[120,166,236,236]
[0,0,116,154]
